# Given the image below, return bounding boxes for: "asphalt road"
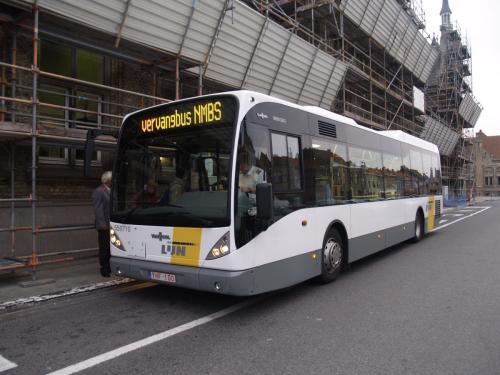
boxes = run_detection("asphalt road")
[1,202,499,375]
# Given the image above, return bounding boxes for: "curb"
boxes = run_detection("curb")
[0,277,133,311]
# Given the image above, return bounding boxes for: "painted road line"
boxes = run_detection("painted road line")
[45,299,256,375]
[439,219,448,224]
[0,278,133,311]
[0,355,17,372]
[432,206,491,232]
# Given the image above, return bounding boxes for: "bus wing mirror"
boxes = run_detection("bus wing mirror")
[256,183,273,223]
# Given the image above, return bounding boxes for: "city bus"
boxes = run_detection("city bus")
[106,90,442,296]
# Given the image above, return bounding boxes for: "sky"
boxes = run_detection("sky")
[422,0,500,136]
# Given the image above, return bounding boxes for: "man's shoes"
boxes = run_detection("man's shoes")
[100,268,111,277]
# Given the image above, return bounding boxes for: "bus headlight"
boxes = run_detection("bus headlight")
[206,232,230,260]
[110,228,125,251]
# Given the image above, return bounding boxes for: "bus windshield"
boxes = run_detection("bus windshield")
[112,96,237,227]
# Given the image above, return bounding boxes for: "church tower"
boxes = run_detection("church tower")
[440,0,452,31]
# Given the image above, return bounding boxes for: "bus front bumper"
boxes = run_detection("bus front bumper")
[110,256,255,296]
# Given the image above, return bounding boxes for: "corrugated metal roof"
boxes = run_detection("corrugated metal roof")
[24,0,347,109]
[420,116,460,156]
[341,0,438,83]
[459,93,482,127]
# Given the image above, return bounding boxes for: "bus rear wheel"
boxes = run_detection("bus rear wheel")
[411,211,424,242]
[320,228,343,283]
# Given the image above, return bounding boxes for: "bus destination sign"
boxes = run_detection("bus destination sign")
[140,100,223,134]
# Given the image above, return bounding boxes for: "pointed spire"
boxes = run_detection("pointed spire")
[440,0,452,30]
[440,0,451,16]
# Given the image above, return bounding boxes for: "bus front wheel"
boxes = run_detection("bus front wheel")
[411,211,424,242]
[320,228,343,283]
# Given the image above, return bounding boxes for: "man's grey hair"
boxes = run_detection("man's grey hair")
[101,171,112,184]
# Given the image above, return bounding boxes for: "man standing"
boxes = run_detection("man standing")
[92,171,112,277]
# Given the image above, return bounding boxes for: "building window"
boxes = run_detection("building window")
[75,91,101,128]
[41,40,72,77]
[76,49,104,84]
[498,176,500,186]
[38,85,69,164]
[40,40,105,167]
[485,176,493,186]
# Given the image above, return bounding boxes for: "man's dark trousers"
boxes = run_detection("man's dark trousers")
[98,230,110,275]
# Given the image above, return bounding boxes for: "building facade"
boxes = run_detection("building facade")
[472,131,500,197]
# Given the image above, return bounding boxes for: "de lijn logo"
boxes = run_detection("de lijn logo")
[151,232,194,257]
[161,240,196,257]
[151,232,170,241]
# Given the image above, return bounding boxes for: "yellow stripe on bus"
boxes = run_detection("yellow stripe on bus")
[427,195,435,232]
[171,227,202,267]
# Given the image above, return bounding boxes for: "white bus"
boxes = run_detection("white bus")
[108,90,442,295]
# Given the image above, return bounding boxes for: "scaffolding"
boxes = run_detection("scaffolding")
[424,20,482,201]
[244,0,433,134]
[0,3,225,277]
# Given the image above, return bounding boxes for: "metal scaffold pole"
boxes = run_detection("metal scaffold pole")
[10,144,15,258]
[31,2,39,280]
[11,28,17,123]
[198,64,203,96]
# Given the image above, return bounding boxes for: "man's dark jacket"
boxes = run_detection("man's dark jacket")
[92,184,110,230]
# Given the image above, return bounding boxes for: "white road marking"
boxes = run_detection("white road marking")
[433,206,491,232]
[450,213,464,217]
[0,278,132,311]
[0,355,17,372]
[45,299,255,375]
[439,219,448,224]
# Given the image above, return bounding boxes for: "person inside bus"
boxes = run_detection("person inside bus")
[168,167,188,204]
[133,178,160,207]
[239,152,265,193]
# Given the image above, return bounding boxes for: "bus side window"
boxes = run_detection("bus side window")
[422,152,432,195]
[410,149,424,196]
[271,133,303,216]
[309,139,348,205]
[348,145,384,201]
[383,152,404,199]
[402,145,414,197]
[430,154,442,194]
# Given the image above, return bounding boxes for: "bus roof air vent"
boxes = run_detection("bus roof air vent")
[318,121,337,138]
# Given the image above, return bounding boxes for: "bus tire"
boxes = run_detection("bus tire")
[411,210,424,243]
[320,228,344,283]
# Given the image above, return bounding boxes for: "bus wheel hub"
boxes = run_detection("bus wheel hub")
[324,239,341,273]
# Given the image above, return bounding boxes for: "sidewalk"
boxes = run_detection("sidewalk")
[471,195,500,204]
[0,254,127,308]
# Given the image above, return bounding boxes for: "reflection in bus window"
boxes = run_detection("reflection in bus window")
[410,149,424,196]
[310,139,348,205]
[349,146,384,201]
[383,153,404,199]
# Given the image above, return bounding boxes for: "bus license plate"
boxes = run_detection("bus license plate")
[150,271,176,284]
